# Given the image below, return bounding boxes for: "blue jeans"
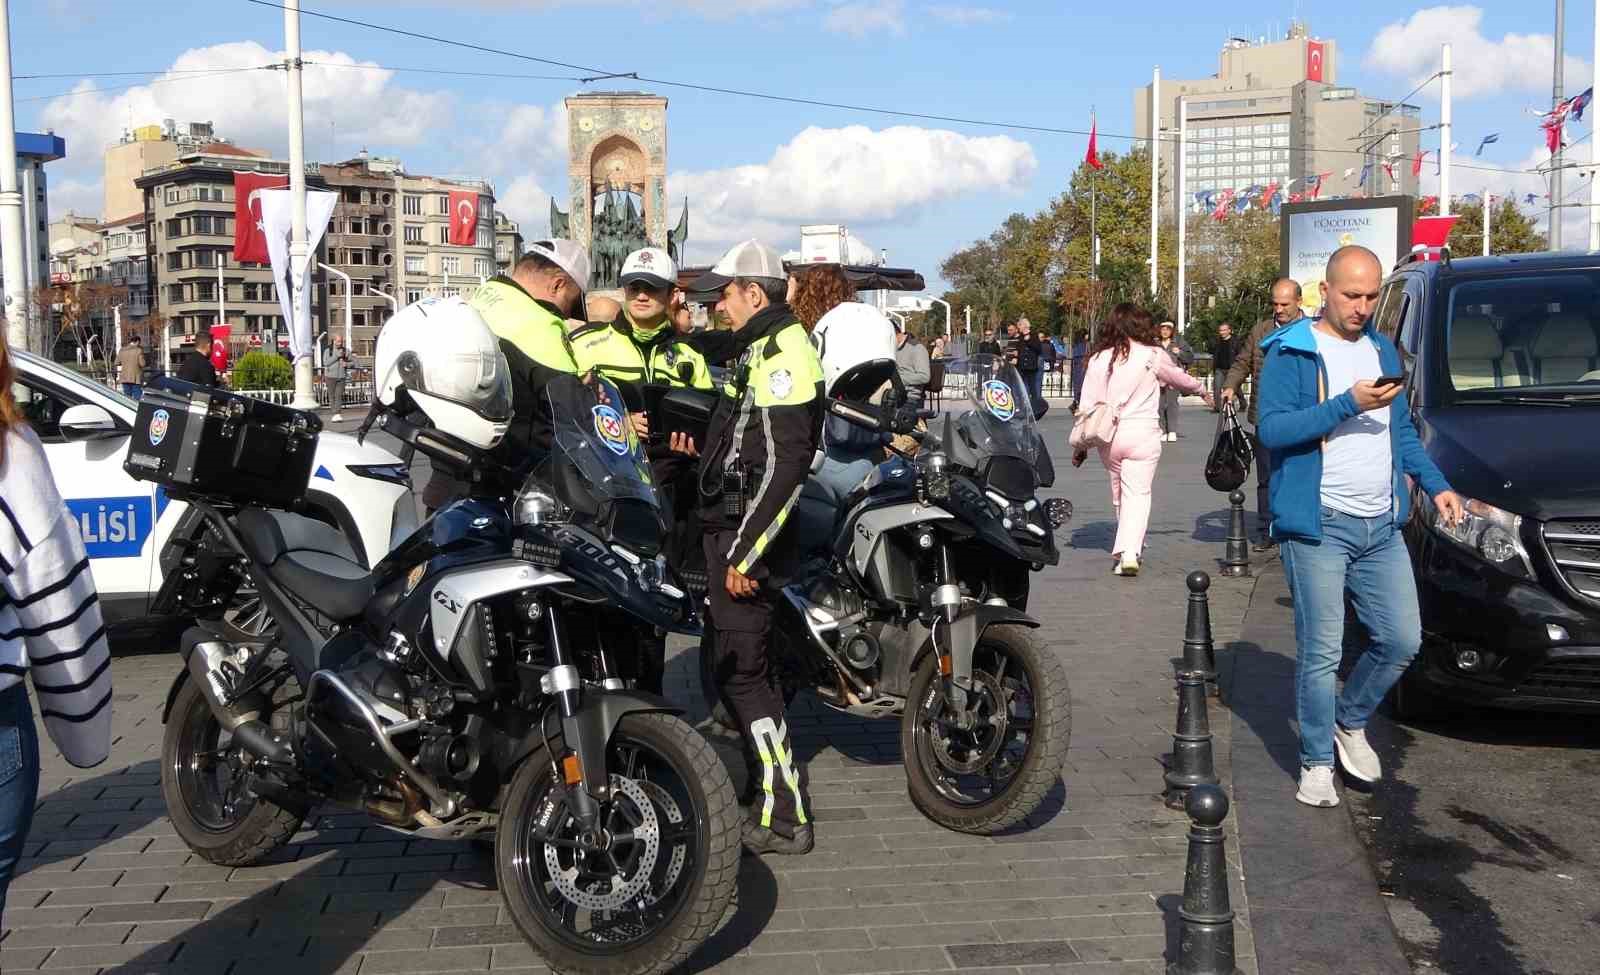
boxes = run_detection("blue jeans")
[1281,507,1421,769]
[121,383,142,400]
[0,682,41,917]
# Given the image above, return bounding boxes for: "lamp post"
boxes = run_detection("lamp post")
[0,0,30,353]
[317,261,352,351]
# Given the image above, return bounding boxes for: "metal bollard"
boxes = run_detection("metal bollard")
[1220,490,1251,578]
[1181,571,1217,691]
[1163,671,1219,810]
[1167,784,1241,975]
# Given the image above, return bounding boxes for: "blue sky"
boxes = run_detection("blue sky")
[13,1,1595,289]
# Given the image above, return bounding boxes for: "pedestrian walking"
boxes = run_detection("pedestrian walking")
[325,336,351,422]
[116,335,146,399]
[1072,304,1212,577]
[177,332,218,387]
[1014,318,1044,412]
[1069,329,1088,412]
[1156,321,1194,441]
[1223,279,1308,549]
[1257,245,1462,809]
[692,239,821,856]
[0,327,114,915]
[1209,322,1238,413]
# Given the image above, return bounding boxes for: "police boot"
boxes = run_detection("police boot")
[741,818,814,857]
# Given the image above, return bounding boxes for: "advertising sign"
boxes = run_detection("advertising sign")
[1279,196,1412,319]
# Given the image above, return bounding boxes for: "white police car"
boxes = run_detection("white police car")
[12,349,416,643]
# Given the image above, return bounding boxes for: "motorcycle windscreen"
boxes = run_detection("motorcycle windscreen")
[543,373,661,511]
[949,354,1041,465]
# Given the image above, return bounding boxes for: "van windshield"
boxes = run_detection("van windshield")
[1443,273,1600,399]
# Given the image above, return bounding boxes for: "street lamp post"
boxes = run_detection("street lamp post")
[317,262,353,351]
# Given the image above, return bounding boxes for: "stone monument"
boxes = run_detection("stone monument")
[551,92,689,292]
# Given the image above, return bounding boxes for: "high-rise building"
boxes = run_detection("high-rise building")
[1134,24,1420,217]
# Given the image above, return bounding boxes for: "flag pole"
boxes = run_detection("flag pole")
[1176,95,1187,334]
[1485,187,1493,256]
[1149,67,1160,298]
[1553,0,1567,249]
[285,0,316,409]
[1591,0,1600,249]
[0,0,31,354]
[1440,43,1452,217]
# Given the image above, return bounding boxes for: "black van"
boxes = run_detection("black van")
[1374,249,1600,717]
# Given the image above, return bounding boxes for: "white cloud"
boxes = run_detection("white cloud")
[667,124,1035,252]
[351,0,806,16]
[823,0,906,39]
[928,5,1012,25]
[499,175,557,239]
[1367,6,1591,100]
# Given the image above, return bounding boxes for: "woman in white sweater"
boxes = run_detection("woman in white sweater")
[0,330,113,914]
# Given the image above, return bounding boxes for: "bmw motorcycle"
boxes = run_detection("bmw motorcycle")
[152,378,739,975]
[701,354,1072,834]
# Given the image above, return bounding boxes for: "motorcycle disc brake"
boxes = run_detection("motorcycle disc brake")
[635,780,688,907]
[543,774,661,912]
[930,669,1010,776]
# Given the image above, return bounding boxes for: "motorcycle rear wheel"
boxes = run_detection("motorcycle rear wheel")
[496,712,740,975]
[902,624,1070,834]
[160,677,306,866]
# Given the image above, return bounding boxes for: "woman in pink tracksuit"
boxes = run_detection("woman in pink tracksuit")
[1073,305,1211,576]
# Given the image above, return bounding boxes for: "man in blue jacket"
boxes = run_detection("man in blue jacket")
[1257,245,1464,809]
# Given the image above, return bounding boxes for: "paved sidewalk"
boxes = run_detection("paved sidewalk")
[2,405,1262,974]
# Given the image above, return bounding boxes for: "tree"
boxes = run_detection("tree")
[941,234,1013,332]
[234,350,293,390]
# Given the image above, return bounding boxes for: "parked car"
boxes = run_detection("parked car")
[10,350,417,646]
[1372,250,1600,717]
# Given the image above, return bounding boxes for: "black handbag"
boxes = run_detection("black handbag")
[1205,400,1254,492]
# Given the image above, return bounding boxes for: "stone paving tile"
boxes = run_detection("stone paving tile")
[0,406,1261,974]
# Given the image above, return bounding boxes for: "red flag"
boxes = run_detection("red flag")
[1544,120,1564,154]
[1306,40,1325,82]
[1412,215,1457,254]
[1085,118,1103,171]
[1412,150,1430,177]
[209,325,231,371]
[1382,161,1396,183]
[448,190,479,246]
[233,172,288,264]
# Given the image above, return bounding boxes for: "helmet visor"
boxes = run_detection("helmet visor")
[396,344,513,422]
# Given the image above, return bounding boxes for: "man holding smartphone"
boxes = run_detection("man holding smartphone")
[1257,245,1463,810]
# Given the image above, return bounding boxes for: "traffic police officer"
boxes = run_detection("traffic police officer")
[569,246,715,693]
[692,240,823,856]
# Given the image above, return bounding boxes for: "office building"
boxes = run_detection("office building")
[1134,24,1420,217]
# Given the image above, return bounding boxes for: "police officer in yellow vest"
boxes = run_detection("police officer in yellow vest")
[418,239,587,509]
[691,240,824,856]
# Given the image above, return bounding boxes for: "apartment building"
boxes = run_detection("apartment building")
[393,171,497,306]
[1134,24,1419,216]
[494,212,523,276]
[136,147,328,367]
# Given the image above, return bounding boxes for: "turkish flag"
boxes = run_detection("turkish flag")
[449,191,479,246]
[1307,40,1325,82]
[1085,118,1103,171]
[209,325,231,371]
[234,172,288,264]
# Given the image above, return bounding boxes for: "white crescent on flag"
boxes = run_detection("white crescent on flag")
[458,198,475,223]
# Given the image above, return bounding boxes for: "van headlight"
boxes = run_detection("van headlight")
[1430,498,1533,578]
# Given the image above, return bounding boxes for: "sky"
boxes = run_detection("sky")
[13,1,1600,291]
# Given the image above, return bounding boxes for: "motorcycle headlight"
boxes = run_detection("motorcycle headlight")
[919,451,950,501]
[1430,498,1533,578]
[514,483,571,526]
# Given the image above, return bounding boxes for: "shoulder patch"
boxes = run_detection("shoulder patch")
[768,368,793,400]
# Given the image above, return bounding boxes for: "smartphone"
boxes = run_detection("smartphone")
[1373,375,1406,388]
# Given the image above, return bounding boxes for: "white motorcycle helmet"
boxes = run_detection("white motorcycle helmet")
[373,296,512,449]
[811,301,898,400]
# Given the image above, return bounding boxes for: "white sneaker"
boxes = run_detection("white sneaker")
[1296,765,1339,807]
[1334,726,1381,783]
[1115,553,1139,576]
[1167,432,1178,442]
[331,413,344,422]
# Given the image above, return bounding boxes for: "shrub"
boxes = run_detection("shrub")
[233,350,293,390]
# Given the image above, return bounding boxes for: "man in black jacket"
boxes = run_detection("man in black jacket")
[977,327,1002,356]
[1014,318,1044,411]
[1209,322,1238,413]
[177,333,218,387]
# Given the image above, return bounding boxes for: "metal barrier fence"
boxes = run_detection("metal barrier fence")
[103,376,374,410]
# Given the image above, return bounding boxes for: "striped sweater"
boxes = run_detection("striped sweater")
[0,425,113,768]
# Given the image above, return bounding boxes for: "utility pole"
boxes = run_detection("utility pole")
[1552,0,1566,249]
[1440,44,1453,216]
[0,1,30,353]
[1591,0,1600,249]
[285,0,315,408]
[1484,188,1493,256]
[1149,67,1160,298]
[1177,95,1188,333]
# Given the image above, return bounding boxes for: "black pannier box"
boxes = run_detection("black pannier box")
[123,379,322,509]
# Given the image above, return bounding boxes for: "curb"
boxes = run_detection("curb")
[1220,558,1412,974]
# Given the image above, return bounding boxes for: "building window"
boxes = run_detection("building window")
[404,255,425,274]
[403,195,422,216]
[349,251,365,265]
[196,282,215,302]
[441,256,461,275]
[473,257,490,278]
[352,312,367,328]
[193,214,214,235]
[406,289,423,304]
[166,188,181,204]
[243,283,259,301]
[404,224,424,243]
[166,218,182,238]
[437,225,450,245]
[194,250,216,268]
[436,195,449,215]
[167,253,183,271]
[476,228,492,249]
[495,242,509,261]
[169,284,186,304]
[352,281,366,295]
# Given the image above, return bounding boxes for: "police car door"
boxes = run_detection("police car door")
[11,368,160,617]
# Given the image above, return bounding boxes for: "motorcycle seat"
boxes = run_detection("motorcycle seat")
[235,508,375,621]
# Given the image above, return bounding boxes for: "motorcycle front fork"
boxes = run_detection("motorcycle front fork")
[539,603,605,837]
[928,544,974,727]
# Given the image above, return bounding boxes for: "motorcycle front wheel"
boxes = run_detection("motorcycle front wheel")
[902,624,1070,834]
[496,712,740,975]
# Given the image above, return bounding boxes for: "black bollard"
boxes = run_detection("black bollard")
[1220,490,1251,578]
[1181,571,1217,691]
[1167,784,1241,975]
[1163,671,1219,810]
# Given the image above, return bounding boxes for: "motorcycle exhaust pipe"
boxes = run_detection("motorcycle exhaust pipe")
[231,719,295,764]
[187,641,262,732]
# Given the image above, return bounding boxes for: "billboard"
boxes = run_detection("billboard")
[1279,196,1412,319]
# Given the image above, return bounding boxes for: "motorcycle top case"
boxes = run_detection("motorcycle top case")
[123,379,322,509]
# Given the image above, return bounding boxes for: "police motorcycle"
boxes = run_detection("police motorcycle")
[134,299,738,975]
[700,305,1072,834]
